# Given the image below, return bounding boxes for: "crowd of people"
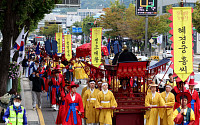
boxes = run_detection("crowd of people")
[1,45,200,125]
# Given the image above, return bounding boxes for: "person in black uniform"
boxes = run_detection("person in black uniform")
[112,45,138,65]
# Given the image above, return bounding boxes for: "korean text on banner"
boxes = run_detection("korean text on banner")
[64,35,72,61]
[91,27,102,67]
[172,7,193,81]
[56,33,63,54]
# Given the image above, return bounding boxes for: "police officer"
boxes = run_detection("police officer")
[3,95,27,125]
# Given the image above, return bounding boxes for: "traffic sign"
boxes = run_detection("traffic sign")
[72,27,82,33]
[136,0,157,16]
[149,38,154,44]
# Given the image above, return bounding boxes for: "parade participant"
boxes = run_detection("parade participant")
[96,80,102,90]
[118,80,132,93]
[96,81,117,125]
[38,65,46,91]
[145,81,165,125]
[172,78,187,110]
[73,58,88,81]
[49,68,64,111]
[30,60,39,74]
[29,70,45,110]
[3,95,27,125]
[160,84,175,125]
[112,45,138,65]
[81,79,90,98]
[173,92,195,125]
[56,83,70,125]
[186,78,200,125]
[166,73,176,87]
[83,80,100,125]
[63,81,84,125]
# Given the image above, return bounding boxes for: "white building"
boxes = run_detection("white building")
[77,9,104,21]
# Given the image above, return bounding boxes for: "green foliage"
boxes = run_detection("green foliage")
[0,0,60,33]
[82,16,96,36]
[17,77,21,93]
[99,0,126,37]
[39,22,63,37]
[193,1,200,33]
[100,2,170,40]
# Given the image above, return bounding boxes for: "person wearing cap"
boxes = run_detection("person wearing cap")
[145,82,165,125]
[96,80,103,90]
[49,68,64,111]
[96,81,117,125]
[172,78,187,110]
[63,81,84,125]
[29,70,45,110]
[173,92,195,125]
[56,82,70,125]
[83,80,100,125]
[3,95,27,125]
[160,84,175,125]
[185,78,200,125]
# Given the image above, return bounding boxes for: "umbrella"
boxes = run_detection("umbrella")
[76,43,109,57]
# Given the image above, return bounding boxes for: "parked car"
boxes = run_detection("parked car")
[162,50,172,58]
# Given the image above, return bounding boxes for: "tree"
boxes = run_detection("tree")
[193,1,200,33]
[0,0,59,96]
[82,16,95,42]
[39,22,63,37]
[99,0,126,38]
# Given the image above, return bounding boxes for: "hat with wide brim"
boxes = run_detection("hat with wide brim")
[187,78,198,85]
[67,81,79,89]
[149,81,158,87]
[176,92,192,104]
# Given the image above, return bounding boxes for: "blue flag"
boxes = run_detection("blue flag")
[107,38,110,55]
[35,43,40,55]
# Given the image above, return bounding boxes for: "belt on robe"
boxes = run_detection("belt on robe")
[62,101,65,105]
[66,103,79,124]
[178,121,189,125]
[52,85,60,95]
[191,99,196,112]
[101,101,110,103]
[87,98,96,101]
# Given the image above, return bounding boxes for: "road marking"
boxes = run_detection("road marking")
[36,105,45,125]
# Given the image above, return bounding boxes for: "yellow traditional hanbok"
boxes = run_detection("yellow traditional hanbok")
[83,89,100,124]
[145,92,165,125]
[160,91,175,125]
[96,90,117,125]
[73,62,88,79]
[173,107,195,123]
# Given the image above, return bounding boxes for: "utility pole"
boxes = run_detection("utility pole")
[144,15,148,57]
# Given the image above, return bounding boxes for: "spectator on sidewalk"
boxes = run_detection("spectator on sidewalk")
[3,95,27,125]
[29,70,45,110]
[22,56,29,78]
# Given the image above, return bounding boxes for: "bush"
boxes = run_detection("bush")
[17,77,21,93]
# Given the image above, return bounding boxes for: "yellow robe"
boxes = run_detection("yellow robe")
[83,89,100,123]
[160,91,175,125]
[141,83,151,93]
[173,107,195,122]
[145,92,165,125]
[81,86,89,98]
[96,90,117,125]
[166,81,177,87]
[73,62,88,79]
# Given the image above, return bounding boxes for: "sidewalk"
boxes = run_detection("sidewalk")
[22,77,39,125]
